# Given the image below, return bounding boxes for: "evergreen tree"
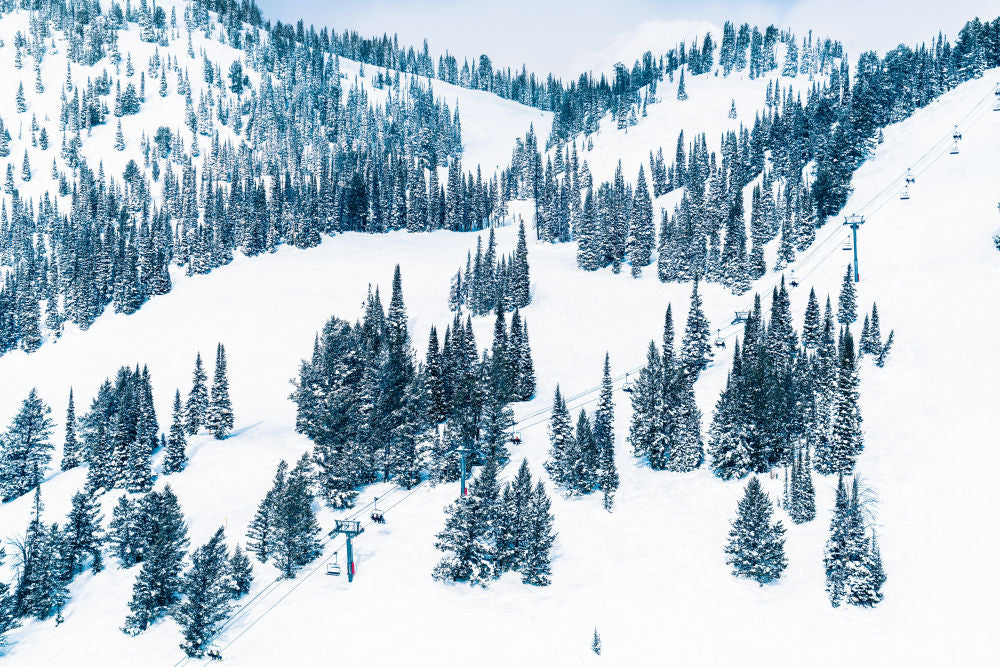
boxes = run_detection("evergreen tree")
[185,353,209,435]
[272,454,322,578]
[122,486,189,634]
[60,389,80,471]
[109,494,141,567]
[433,481,494,587]
[786,448,816,524]
[802,288,821,349]
[229,546,253,599]
[680,280,712,377]
[0,548,19,645]
[595,354,619,510]
[724,477,787,585]
[0,388,54,501]
[206,343,234,439]
[829,330,862,474]
[520,481,555,586]
[61,488,105,578]
[173,527,233,657]
[592,628,601,655]
[837,264,857,326]
[677,69,688,100]
[544,386,576,490]
[164,390,187,474]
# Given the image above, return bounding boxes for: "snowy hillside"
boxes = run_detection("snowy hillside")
[1,1,999,665]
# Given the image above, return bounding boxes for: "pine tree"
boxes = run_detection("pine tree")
[164,390,187,473]
[60,388,80,470]
[595,354,619,510]
[273,454,322,578]
[802,288,821,349]
[109,494,141,567]
[206,343,234,439]
[592,628,601,655]
[0,548,20,645]
[837,264,857,326]
[174,527,234,657]
[61,489,105,578]
[520,481,556,586]
[824,474,850,606]
[185,353,209,435]
[829,330,862,474]
[677,69,688,100]
[433,485,494,587]
[787,448,816,524]
[123,486,189,634]
[680,280,712,377]
[544,386,576,490]
[229,546,253,598]
[724,477,787,585]
[0,388,54,501]
[627,166,654,275]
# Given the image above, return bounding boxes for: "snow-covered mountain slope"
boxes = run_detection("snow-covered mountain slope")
[2,16,998,657]
[565,19,719,79]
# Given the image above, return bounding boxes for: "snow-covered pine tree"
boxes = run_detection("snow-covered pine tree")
[787,447,816,524]
[433,479,495,587]
[206,343,234,439]
[229,545,253,599]
[184,352,209,435]
[802,287,821,349]
[592,628,601,655]
[627,166,654,276]
[520,480,556,586]
[595,354,619,510]
[837,264,857,325]
[677,68,688,100]
[0,388,54,501]
[246,461,287,564]
[123,486,189,634]
[173,527,233,657]
[272,454,322,578]
[724,476,787,585]
[544,386,577,490]
[61,488,105,578]
[680,280,712,377]
[829,330,862,474]
[164,390,187,474]
[60,388,80,471]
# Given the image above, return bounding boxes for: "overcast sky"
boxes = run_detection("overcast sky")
[254,0,997,77]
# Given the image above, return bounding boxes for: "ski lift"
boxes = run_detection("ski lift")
[899,184,910,200]
[788,269,799,288]
[842,237,853,251]
[731,310,750,325]
[953,125,963,142]
[510,431,522,445]
[950,140,960,155]
[905,168,915,184]
[714,329,726,349]
[622,372,634,393]
[207,650,223,661]
[326,553,342,576]
[994,86,1000,111]
[370,497,386,525]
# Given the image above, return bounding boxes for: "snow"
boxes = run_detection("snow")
[565,19,720,79]
[1,5,999,663]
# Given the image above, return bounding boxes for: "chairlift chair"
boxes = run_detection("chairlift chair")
[714,330,726,349]
[900,184,910,200]
[326,553,341,576]
[622,372,634,393]
[953,125,962,141]
[788,270,799,288]
[905,168,915,184]
[510,431,522,445]
[994,86,1000,111]
[842,238,853,251]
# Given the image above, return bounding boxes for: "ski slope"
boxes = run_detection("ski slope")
[1,15,998,662]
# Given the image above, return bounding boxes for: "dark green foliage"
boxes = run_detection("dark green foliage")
[0,388,54,501]
[185,353,209,435]
[174,527,234,657]
[724,477,787,585]
[61,489,105,578]
[206,343,234,439]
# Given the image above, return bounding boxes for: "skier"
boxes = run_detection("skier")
[207,649,223,661]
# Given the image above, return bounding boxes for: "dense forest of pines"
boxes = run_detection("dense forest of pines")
[1,0,996,356]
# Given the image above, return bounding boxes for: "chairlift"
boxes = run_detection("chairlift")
[370,497,386,525]
[949,141,959,155]
[731,310,750,325]
[510,431,522,445]
[714,330,726,349]
[842,238,853,251]
[326,553,341,576]
[622,372,634,393]
[953,125,962,142]
[899,184,910,200]
[905,168,915,184]
[788,270,799,288]
[994,86,1000,111]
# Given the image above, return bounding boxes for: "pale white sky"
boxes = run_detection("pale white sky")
[255,0,997,78]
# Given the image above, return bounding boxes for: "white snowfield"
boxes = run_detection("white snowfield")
[0,5,998,662]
